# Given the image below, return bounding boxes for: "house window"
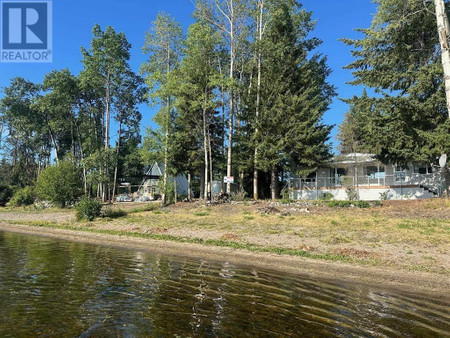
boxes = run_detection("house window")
[330,168,347,185]
[395,166,406,182]
[413,164,432,175]
[331,168,346,176]
[365,165,385,178]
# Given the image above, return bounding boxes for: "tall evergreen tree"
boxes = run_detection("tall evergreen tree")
[249,0,335,199]
[0,78,44,186]
[342,0,450,165]
[80,24,135,201]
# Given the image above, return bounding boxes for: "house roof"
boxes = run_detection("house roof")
[144,162,164,177]
[331,153,378,165]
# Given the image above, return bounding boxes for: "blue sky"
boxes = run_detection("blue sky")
[0,0,376,149]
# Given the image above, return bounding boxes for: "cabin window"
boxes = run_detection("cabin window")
[413,164,432,175]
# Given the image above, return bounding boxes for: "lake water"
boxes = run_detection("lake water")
[0,231,449,337]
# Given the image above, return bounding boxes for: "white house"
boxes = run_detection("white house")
[288,153,445,201]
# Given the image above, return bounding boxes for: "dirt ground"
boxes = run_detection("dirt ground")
[0,198,449,295]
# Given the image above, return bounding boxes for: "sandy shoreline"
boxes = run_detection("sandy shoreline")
[1,222,449,301]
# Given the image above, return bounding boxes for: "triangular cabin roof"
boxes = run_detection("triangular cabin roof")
[145,162,164,177]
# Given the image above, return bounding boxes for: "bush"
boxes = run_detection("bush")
[280,198,294,204]
[230,191,247,202]
[0,185,14,206]
[353,201,371,208]
[379,190,392,201]
[9,187,35,207]
[76,197,102,221]
[325,200,371,208]
[326,200,352,208]
[345,187,358,201]
[102,206,127,219]
[36,160,83,208]
[319,192,334,201]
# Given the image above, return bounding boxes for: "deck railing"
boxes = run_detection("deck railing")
[288,173,442,193]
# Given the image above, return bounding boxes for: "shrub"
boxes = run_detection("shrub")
[326,200,352,208]
[0,185,14,206]
[102,207,127,219]
[158,179,175,204]
[353,201,371,208]
[345,187,358,201]
[379,190,392,201]
[9,187,35,207]
[76,197,102,221]
[36,160,83,208]
[230,191,247,202]
[325,200,371,208]
[319,192,334,201]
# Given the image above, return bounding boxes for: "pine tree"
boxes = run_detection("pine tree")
[80,24,134,201]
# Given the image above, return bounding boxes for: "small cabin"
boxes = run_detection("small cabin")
[139,162,189,199]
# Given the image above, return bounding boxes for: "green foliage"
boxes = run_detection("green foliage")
[325,200,371,208]
[319,192,334,201]
[379,190,392,201]
[0,78,42,187]
[280,197,294,204]
[0,185,14,206]
[346,187,358,201]
[158,178,175,204]
[128,203,159,213]
[102,206,127,219]
[354,201,371,208]
[76,197,102,221]
[193,211,209,216]
[251,1,335,174]
[9,187,35,207]
[341,0,450,164]
[36,161,83,208]
[230,191,247,202]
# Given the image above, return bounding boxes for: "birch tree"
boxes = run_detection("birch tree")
[434,0,450,117]
[141,13,183,205]
[196,0,250,194]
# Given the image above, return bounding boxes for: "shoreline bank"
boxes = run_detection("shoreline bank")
[1,222,449,301]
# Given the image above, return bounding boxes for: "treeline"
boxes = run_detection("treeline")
[141,0,335,203]
[0,25,145,205]
[0,0,336,206]
[4,0,447,207]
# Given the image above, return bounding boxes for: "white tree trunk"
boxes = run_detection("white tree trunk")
[187,173,192,201]
[435,0,450,118]
[203,107,209,201]
[253,0,264,200]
